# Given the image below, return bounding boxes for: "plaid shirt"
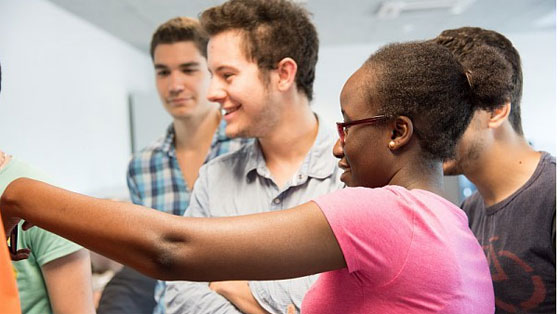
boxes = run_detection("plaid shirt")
[126,120,251,216]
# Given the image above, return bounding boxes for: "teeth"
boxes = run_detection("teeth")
[221,108,227,116]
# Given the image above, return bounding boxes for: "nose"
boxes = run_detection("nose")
[333,138,344,159]
[206,76,226,104]
[168,71,185,95]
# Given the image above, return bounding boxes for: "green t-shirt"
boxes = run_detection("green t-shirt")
[0,158,83,314]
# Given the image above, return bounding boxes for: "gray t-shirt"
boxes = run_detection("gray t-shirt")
[462,151,556,314]
[161,117,344,314]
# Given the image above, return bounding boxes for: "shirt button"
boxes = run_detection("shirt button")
[273,198,281,204]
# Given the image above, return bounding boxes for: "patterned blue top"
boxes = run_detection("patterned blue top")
[126,119,251,215]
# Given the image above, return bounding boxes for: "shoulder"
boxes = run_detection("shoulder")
[201,141,255,174]
[127,138,167,171]
[19,223,82,266]
[538,151,556,178]
[460,192,484,215]
[313,187,412,224]
[0,158,51,193]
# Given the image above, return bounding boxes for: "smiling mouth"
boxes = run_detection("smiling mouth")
[221,105,241,116]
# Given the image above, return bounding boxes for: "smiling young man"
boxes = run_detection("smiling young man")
[97,17,249,314]
[160,1,343,313]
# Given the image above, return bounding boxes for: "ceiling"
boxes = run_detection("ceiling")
[46,0,555,55]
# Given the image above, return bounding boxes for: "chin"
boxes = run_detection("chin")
[443,162,463,176]
[340,175,354,187]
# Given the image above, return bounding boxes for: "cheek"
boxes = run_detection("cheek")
[155,79,168,99]
[347,141,388,187]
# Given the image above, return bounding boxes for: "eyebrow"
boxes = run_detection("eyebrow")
[210,65,236,74]
[154,62,200,69]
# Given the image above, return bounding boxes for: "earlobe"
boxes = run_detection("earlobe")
[276,57,298,92]
[488,102,511,129]
[388,116,413,151]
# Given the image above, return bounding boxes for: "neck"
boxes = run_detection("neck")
[391,156,445,196]
[257,93,318,188]
[465,132,540,206]
[259,96,318,164]
[173,104,221,151]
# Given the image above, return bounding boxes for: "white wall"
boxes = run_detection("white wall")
[0,0,153,198]
[0,1,554,200]
[313,30,556,154]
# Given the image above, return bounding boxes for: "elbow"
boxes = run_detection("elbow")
[148,232,195,281]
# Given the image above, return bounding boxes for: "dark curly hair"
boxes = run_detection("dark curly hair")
[200,0,319,101]
[150,17,208,60]
[433,27,523,134]
[362,41,511,161]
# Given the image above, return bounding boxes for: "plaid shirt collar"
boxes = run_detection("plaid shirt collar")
[158,120,230,158]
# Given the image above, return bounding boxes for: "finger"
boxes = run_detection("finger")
[286,304,296,314]
[10,248,31,261]
[208,282,217,291]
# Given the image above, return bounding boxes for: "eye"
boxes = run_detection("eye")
[182,68,197,75]
[156,69,170,77]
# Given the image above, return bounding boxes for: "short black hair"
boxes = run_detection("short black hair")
[362,41,511,161]
[433,27,523,134]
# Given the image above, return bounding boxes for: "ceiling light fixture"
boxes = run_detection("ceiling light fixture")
[376,0,475,19]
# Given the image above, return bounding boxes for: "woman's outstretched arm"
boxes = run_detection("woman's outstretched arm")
[1,177,346,281]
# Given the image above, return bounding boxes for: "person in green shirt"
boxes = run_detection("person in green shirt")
[0,60,95,314]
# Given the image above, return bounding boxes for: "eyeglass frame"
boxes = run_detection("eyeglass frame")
[336,115,390,145]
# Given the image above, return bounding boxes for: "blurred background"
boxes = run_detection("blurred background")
[0,0,555,203]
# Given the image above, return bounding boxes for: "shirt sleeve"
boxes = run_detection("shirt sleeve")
[22,223,83,267]
[312,187,414,286]
[126,158,143,205]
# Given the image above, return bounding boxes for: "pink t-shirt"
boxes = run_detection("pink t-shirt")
[302,186,494,314]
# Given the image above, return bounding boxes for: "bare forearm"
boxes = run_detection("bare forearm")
[43,249,95,314]
[1,178,345,282]
[1,178,183,279]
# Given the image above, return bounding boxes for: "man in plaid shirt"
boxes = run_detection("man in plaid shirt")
[96,17,249,314]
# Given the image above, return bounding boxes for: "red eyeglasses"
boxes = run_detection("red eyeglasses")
[336,115,389,144]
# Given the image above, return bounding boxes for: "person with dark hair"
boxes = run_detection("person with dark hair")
[2,40,499,313]
[160,1,341,313]
[97,17,249,314]
[434,27,556,313]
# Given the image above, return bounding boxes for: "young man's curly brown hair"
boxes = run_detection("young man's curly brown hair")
[150,17,208,60]
[433,27,523,134]
[200,0,319,101]
[362,41,512,161]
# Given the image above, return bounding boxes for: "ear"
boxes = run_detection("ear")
[275,57,298,92]
[488,102,511,129]
[388,116,413,151]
